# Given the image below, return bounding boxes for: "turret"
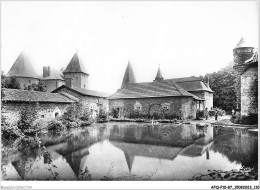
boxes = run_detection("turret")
[233,37,255,65]
[121,61,136,88]
[154,65,164,82]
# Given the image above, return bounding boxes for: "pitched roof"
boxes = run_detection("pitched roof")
[166,77,213,93]
[2,88,75,103]
[7,52,39,79]
[108,80,204,100]
[41,69,65,80]
[121,61,137,88]
[52,85,111,98]
[63,53,88,74]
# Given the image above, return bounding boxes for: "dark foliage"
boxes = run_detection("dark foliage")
[200,62,240,112]
[3,76,21,89]
[230,113,258,125]
[17,103,38,135]
[24,80,47,92]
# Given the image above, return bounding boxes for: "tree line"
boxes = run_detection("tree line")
[199,62,240,113]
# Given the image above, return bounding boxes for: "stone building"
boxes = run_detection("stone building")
[233,38,258,116]
[41,66,66,92]
[166,76,213,110]
[6,52,40,89]
[52,85,110,116]
[108,62,204,119]
[1,88,76,125]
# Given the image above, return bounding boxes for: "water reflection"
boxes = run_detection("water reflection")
[1,123,258,180]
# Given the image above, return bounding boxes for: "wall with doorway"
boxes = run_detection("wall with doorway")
[109,96,197,119]
[1,102,71,125]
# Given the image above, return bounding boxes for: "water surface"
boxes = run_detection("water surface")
[1,122,258,180]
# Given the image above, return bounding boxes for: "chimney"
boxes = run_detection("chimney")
[206,76,209,88]
[43,66,51,78]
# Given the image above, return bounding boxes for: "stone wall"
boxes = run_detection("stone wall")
[63,73,88,89]
[109,96,197,119]
[1,102,71,125]
[240,66,258,115]
[54,88,109,112]
[233,47,254,64]
[42,79,66,92]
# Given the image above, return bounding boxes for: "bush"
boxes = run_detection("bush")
[230,113,258,125]
[98,107,108,120]
[17,104,38,135]
[63,101,90,121]
[47,120,65,131]
[163,112,178,120]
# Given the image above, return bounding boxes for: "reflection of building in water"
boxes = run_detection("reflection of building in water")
[11,158,35,180]
[109,124,214,147]
[112,142,184,172]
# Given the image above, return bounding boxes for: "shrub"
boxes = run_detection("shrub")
[98,107,108,120]
[230,113,258,125]
[63,101,90,121]
[47,120,65,131]
[17,104,38,135]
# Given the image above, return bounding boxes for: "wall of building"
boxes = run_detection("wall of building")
[109,96,197,119]
[63,73,89,89]
[189,91,213,110]
[240,66,258,115]
[54,87,109,112]
[1,102,71,125]
[42,79,66,92]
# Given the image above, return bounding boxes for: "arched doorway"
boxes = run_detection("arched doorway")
[148,103,163,119]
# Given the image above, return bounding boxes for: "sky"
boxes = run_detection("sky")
[1,1,259,93]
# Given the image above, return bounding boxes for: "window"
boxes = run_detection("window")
[55,112,59,117]
[84,84,86,88]
[134,102,142,110]
[29,80,31,83]
[41,115,44,118]
[162,103,170,110]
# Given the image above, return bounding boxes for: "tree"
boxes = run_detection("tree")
[200,62,240,112]
[3,76,21,89]
[25,80,47,92]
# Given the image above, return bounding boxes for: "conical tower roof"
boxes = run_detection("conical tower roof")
[63,53,88,74]
[235,37,253,48]
[154,65,164,81]
[7,52,39,79]
[121,61,136,88]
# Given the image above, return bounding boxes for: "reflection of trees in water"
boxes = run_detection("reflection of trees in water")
[211,127,258,169]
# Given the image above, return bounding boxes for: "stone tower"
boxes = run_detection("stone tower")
[121,61,137,88]
[154,65,164,82]
[233,38,258,116]
[63,52,89,89]
[6,52,39,89]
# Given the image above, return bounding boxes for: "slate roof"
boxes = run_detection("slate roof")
[121,61,137,88]
[63,53,88,74]
[2,88,75,103]
[52,85,111,98]
[41,69,65,80]
[7,52,39,79]
[108,80,204,100]
[166,77,213,93]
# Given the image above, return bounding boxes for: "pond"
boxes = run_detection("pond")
[1,122,258,180]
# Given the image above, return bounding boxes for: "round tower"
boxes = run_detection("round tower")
[233,37,254,64]
[233,38,258,116]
